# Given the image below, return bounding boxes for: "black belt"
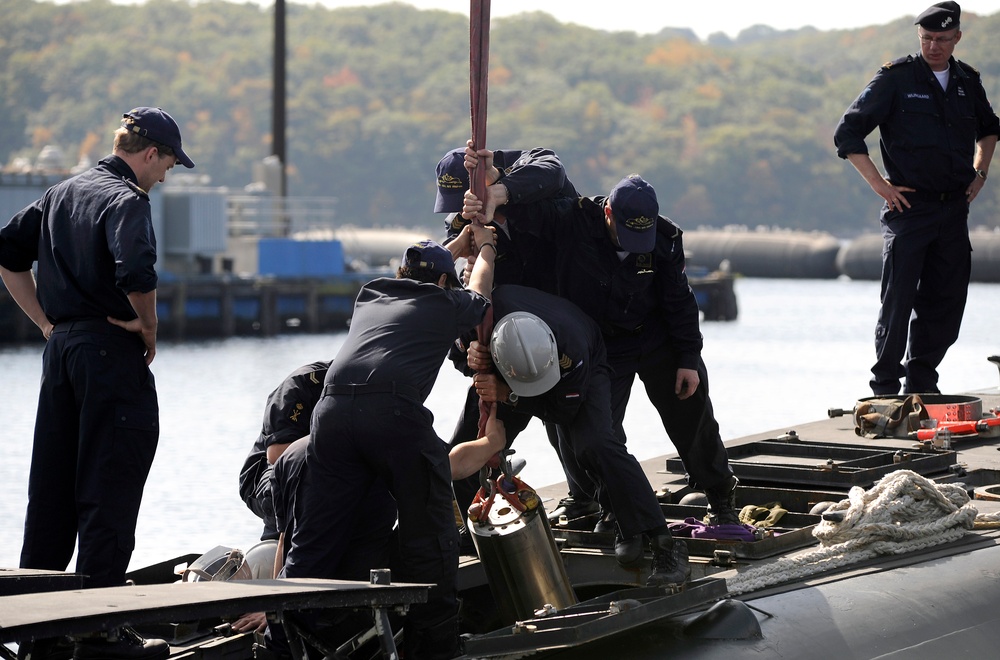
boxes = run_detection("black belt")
[600,323,644,338]
[51,318,135,339]
[905,190,965,203]
[324,381,421,401]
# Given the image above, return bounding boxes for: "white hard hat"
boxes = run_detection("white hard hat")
[231,539,279,581]
[490,311,560,397]
[181,545,245,582]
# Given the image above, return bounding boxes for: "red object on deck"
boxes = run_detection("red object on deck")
[914,416,1000,440]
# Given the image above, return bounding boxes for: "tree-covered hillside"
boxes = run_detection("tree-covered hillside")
[2,0,999,236]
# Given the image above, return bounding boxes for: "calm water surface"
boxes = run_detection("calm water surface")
[0,278,997,570]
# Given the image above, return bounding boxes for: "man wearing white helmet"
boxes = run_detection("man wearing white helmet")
[463,171,739,558]
[467,284,690,588]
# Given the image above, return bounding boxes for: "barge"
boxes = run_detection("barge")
[4,365,1000,659]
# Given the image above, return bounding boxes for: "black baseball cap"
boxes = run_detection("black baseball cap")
[402,240,461,287]
[121,107,195,168]
[608,174,658,254]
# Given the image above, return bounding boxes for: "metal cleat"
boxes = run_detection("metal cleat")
[533,604,558,618]
[712,549,734,567]
[608,599,642,614]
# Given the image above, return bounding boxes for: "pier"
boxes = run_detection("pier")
[0,276,363,343]
[0,269,737,343]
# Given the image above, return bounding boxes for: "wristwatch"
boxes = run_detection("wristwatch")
[976,169,988,180]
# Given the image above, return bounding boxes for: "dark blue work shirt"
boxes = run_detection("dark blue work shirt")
[492,285,605,426]
[444,147,578,240]
[834,54,1000,193]
[445,147,578,291]
[239,360,331,512]
[0,155,157,324]
[505,196,704,371]
[328,277,490,402]
[271,437,309,537]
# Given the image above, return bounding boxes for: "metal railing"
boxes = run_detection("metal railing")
[226,195,339,237]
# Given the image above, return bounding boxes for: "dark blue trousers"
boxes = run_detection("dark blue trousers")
[21,321,158,588]
[283,391,459,660]
[562,326,733,498]
[553,367,666,538]
[872,199,972,395]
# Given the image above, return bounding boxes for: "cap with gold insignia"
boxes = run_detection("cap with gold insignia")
[915,1,960,31]
[434,148,468,213]
[608,174,658,254]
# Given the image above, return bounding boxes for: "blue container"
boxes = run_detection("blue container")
[186,297,222,318]
[258,239,346,277]
[276,295,307,315]
[233,298,260,320]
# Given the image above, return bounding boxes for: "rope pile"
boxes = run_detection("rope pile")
[726,469,1000,596]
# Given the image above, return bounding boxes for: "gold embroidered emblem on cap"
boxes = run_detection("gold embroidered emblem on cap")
[624,215,655,231]
[437,173,464,189]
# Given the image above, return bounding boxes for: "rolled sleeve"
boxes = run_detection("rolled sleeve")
[106,198,158,293]
[834,71,895,159]
[0,201,43,271]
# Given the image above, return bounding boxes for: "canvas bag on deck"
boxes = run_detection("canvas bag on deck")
[854,394,928,439]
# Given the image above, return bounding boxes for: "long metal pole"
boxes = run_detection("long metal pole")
[273,0,287,198]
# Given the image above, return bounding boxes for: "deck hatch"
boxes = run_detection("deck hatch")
[667,439,957,488]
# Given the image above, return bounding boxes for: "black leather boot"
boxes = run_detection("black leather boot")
[705,475,741,526]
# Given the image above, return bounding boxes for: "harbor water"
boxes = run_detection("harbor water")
[0,277,997,572]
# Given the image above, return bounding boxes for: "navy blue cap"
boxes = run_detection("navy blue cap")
[434,148,468,213]
[402,240,461,286]
[121,107,195,168]
[915,1,961,31]
[608,175,658,254]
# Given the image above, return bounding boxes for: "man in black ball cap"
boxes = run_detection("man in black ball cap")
[0,106,194,659]
[834,2,999,396]
[278,228,496,660]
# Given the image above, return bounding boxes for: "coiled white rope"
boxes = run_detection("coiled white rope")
[726,469,1000,596]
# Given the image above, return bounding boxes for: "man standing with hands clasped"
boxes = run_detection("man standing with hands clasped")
[834,1,999,396]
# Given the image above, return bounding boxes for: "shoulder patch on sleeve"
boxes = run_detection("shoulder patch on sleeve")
[288,402,306,423]
[657,215,682,239]
[122,177,149,199]
[880,54,913,72]
[957,60,981,77]
[449,213,470,232]
[559,353,572,370]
